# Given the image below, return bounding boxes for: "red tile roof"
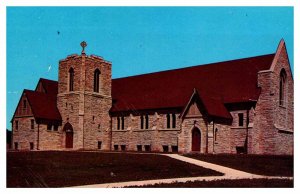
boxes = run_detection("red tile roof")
[24,89,62,122]
[110,54,275,118]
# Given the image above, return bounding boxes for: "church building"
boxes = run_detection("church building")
[11,40,294,155]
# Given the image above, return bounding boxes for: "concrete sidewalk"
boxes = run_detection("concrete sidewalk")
[166,154,255,178]
[72,154,292,188]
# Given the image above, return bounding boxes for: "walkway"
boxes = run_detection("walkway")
[73,153,292,188]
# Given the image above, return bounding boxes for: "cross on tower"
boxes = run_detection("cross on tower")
[80,41,87,54]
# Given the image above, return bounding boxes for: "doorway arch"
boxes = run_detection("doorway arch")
[63,122,73,148]
[192,127,201,152]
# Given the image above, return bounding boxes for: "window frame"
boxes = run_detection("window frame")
[238,113,244,127]
[30,142,34,150]
[93,69,100,93]
[15,120,19,131]
[279,69,287,106]
[98,141,102,149]
[137,145,142,151]
[172,113,176,128]
[30,119,34,130]
[140,115,144,129]
[166,114,170,128]
[145,115,149,129]
[69,68,74,91]
[121,116,125,130]
[214,128,218,142]
[162,145,169,152]
[117,117,120,130]
[47,124,52,131]
[114,145,119,151]
[53,124,59,131]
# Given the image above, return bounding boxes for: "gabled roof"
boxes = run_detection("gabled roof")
[36,78,58,97]
[180,89,232,120]
[24,89,61,122]
[110,53,275,118]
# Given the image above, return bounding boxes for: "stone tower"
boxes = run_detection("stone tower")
[57,41,112,150]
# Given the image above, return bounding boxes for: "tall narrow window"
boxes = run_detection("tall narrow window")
[98,141,102,149]
[30,142,34,150]
[69,68,74,91]
[121,116,125,130]
[140,115,144,129]
[47,124,52,131]
[166,114,170,128]
[15,120,19,131]
[215,128,218,142]
[145,115,149,129]
[279,69,287,106]
[94,69,100,93]
[31,119,34,129]
[238,113,244,127]
[172,113,176,128]
[54,125,58,131]
[117,117,120,130]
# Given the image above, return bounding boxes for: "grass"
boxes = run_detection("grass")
[126,178,293,188]
[7,151,222,188]
[184,154,293,176]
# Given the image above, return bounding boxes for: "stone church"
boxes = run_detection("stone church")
[11,40,293,155]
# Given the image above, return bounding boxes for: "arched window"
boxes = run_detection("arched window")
[279,69,287,106]
[69,68,74,91]
[215,128,218,142]
[94,69,100,93]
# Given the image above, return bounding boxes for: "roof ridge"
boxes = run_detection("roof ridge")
[40,78,58,83]
[112,53,275,81]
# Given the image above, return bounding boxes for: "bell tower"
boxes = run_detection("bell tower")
[57,41,112,150]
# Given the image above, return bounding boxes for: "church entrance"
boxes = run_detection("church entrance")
[192,127,201,151]
[63,122,73,148]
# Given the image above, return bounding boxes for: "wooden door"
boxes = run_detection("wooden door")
[192,128,201,151]
[66,132,73,148]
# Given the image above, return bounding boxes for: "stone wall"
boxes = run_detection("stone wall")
[12,117,37,150]
[253,41,293,155]
[179,102,209,153]
[111,112,180,152]
[57,54,112,150]
[213,123,232,153]
[83,94,112,150]
[38,124,64,150]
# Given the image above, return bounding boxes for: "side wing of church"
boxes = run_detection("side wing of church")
[10,40,294,155]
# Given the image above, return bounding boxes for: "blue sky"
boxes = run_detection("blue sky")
[6,7,293,129]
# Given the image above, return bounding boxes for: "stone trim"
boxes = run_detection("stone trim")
[57,91,111,99]
[158,128,180,131]
[132,129,156,132]
[230,127,248,129]
[258,69,273,74]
